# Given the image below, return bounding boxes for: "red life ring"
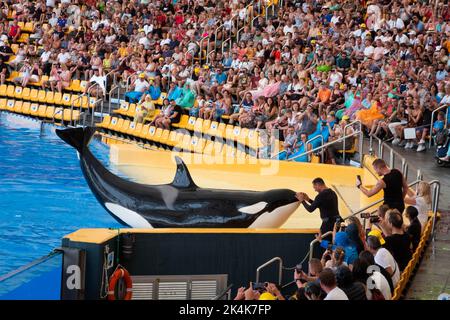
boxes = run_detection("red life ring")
[107,267,132,300]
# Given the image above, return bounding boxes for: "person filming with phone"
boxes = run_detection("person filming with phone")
[296,178,342,239]
[356,159,408,213]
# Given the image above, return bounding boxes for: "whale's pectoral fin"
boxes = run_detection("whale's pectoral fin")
[56,127,96,154]
[171,156,198,189]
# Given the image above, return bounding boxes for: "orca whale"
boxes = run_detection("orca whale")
[55,127,300,228]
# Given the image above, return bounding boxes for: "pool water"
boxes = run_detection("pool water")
[0,115,122,277]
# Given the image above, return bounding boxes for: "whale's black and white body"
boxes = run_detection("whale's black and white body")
[56,127,300,228]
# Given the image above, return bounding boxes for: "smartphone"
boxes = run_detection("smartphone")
[251,282,267,291]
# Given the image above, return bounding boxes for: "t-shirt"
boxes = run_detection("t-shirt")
[415,197,430,228]
[374,248,400,286]
[302,188,340,220]
[384,233,412,271]
[382,169,404,210]
[324,287,349,300]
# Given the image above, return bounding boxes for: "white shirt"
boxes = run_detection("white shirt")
[134,79,149,92]
[395,34,410,45]
[40,51,51,63]
[363,46,375,57]
[374,248,400,286]
[366,271,392,300]
[324,287,349,300]
[57,52,71,64]
[143,24,153,35]
[283,25,294,35]
[415,197,430,228]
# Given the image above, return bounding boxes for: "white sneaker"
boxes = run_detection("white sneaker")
[419,139,425,144]
[417,143,426,152]
[404,141,411,149]
[407,142,415,149]
[392,138,401,145]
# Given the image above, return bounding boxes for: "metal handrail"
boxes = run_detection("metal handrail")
[308,231,333,262]
[198,36,209,62]
[125,74,134,93]
[211,284,233,300]
[90,98,103,126]
[108,84,120,115]
[428,104,449,148]
[255,257,283,285]
[288,130,361,162]
[0,249,62,282]
[69,93,85,127]
[206,49,216,65]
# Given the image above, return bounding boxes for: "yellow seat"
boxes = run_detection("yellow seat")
[181,134,192,152]
[63,109,80,122]
[248,130,264,150]
[6,99,15,111]
[131,123,143,138]
[6,71,19,82]
[172,131,186,150]
[207,121,219,137]
[237,128,250,147]
[29,103,39,116]
[97,115,111,128]
[172,115,189,129]
[111,118,124,133]
[62,93,72,106]
[224,144,238,158]
[113,101,129,115]
[23,22,35,33]
[21,87,31,100]
[145,126,157,141]
[203,139,223,156]
[202,119,211,134]
[107,117,119,131]
[118,119,131,134]
[80,81,88,92]
[125,104,137,118]
[153,128,163,143]
[17,21,25,29]
[137,124,149,139]
[192,136,206,154]
[68,79,81,92]
[215,123,227,140]
[79,95,90,109]
[37,90,47,103]
[14,86,23,99]
[193,118,204,133]
[13,100,23,113]
[29,89,39,102]
[21,102,31,115]
[0,98,7,110]
[6,85,15,98]
[0,84,7,96]
[45,106,55,119]
[159,129,170,146]
[10,44,19,54]
[186,116,197,131]
[18,33,29,43]
[37,105,47,118]
[167,130,178,147]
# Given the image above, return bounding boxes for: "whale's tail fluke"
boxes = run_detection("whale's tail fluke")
[55,127,96,153]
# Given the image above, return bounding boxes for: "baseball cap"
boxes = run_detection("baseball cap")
[259,292,277,300]
[368,229,385,245]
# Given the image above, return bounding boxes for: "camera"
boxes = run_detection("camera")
[251,282,267,292]
[360,212,381,223]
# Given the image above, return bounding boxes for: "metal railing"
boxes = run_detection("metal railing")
[108,84,120,115]
[288,128,363,165]
[211,284,233,300]
[308,231,333,262]
[255,257,283,285]
[428,104,449,148]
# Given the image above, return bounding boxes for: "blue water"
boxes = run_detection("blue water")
[0,114,122,277]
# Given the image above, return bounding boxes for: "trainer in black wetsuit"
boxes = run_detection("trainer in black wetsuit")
[357,159,408,213]
[296,178,342,236]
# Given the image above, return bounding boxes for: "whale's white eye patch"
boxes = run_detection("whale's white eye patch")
[238,202,268,214]
[105,203,153,228]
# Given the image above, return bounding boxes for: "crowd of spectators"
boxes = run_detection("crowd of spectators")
[1,0,449,162]
[235,183,431,301]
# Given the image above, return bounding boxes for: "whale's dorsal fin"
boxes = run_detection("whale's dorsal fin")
[171,156,198,189]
